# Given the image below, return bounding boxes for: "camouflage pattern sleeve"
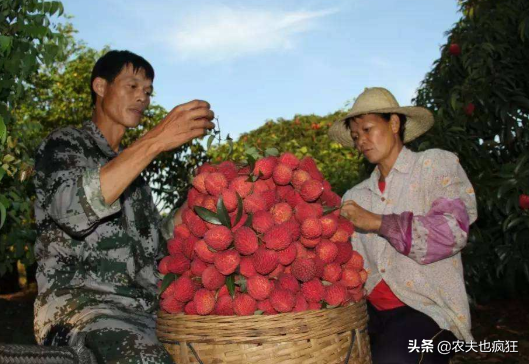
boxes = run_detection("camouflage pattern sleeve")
[35,128,121,238]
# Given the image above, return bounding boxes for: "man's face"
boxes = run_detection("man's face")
[349,114,397,164]
[99,64,153,129]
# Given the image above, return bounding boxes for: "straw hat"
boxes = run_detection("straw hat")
[328,87,434,148]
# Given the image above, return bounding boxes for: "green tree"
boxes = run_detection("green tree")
[0,0,66,281]
[208,112,366,197]
[412,0,529,300]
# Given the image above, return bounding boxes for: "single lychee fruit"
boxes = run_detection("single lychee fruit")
[214,250,241,275]
[201,265,225,290]
[233,226,258,255]
[340,268,362,288]
[269,289,296,313]
[158,256,172,275]
[161,296,185,314]
[214,295,234,315]
[243,193,268,214]
[281,219,301,241]
[190,258,208,277]
[270,202,293,224]
[278,243,298,266]
[301,278,325,303]
[221,189,238,212]
[344,251,364,271]
[184,301,198,315]
[334,242,353,265]
[322,262,342,283]
[253,180,271,193]
[315,240,339,264]
[448,43,461,56]
[330,229,350,244]
[194,289,216,315]
[291,170,311,190]
[192,172,209,194]
[299,157,324,181]
[203,226,232,251]
[252,210,275,234]
[278,273,300,294]
[253,156,277,179]
[300,179,324,202]
[233,293,257,316]
[239,256,257,277]
[278,152,300,170]
[464,102,475,116]
[247,275,274,300]
[291,258,316,282]
[263,224,292,251]
[320,215,339,238]
[325,284,347,306]
[257,299,278,315]
[277,185,294,200]
[194,239,216,263]
[205,172,228,196]
[196,163,216,175]
[293,292,309,312]
[181,236,198,260]
[520,194,529,209]
[173,276,196,303]
[167,253,191,274]
[272,163,293,186]
[301,217,323,239]
[217,161,238,181]
[337,218,355,236]
[173,224,191,240]
[229,176,253,198]
[252,247,279,275]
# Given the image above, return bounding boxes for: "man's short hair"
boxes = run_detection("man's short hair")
[90,50,155,106]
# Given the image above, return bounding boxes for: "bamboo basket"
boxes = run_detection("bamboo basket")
[156,299,371,364]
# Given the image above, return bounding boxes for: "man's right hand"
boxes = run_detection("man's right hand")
[147,100,215,153]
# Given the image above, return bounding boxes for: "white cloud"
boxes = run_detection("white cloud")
[163,6,338,62]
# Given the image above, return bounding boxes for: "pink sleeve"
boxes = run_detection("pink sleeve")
[379,197,470,264]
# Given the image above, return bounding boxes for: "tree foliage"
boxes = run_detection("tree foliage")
[0,0,66,277]
[208,113,366,197]
[412,0,529,300]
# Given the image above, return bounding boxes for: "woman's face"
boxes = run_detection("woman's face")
[349,114,400,164]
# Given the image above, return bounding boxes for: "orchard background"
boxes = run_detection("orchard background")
[0,0,528,362]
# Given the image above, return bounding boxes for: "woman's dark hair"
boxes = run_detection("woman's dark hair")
[90,50,155,106]
[344,113,407,142]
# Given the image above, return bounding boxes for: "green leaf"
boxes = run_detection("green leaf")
[233,193,244,227]
[246,154,256,171]
[227,139,233,157]
[264,147,279,157]
[0,201,6,229]
[194,206,222,225]
[207,134,215,151]
[226,274,236,298]
[0,36,12,54]
[253,310,264,315]
[0,167,5,183]
[216,195,231,228]
[244,213,253,227]
[235,275,247,292]
[159,273,177,295]
[323,206,339,215]
[0,116,6,144]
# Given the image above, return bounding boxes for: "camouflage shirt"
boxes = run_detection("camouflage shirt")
[33,120,173,344]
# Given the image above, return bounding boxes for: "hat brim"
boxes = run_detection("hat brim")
[328,106,434,148]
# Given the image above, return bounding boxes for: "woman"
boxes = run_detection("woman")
[328,87,477,364]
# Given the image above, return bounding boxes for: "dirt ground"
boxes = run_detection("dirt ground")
[1,286,527,363]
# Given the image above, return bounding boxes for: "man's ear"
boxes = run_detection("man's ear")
[389,114,401,135]
[92,77,107,100]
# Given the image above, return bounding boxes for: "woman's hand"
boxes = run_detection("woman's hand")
[340,200,382,233]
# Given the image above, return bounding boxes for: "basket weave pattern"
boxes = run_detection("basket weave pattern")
[157,300,371,364]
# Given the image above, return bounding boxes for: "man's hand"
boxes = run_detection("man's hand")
[147,100,215,153]
[340,200,382,233]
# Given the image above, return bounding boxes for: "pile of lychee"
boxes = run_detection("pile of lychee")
[158,152,367,316]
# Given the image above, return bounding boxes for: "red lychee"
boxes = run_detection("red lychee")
[315,240,339,264]
[252,247,279,275]
[269,289,296,313]
[300,179,324,202]
[301,279,325,303]
[167,253,191,274]
[194,289,216,315]
[253,156,277,179]
[263,224,292,251]
[233,293,257,316]
[272,163,293,186]
[270,202,293,224]
[239,256,257,277]
[278,152,300,170]
[194,239,216,263]
[201,265,225,290]
[214,250,241,275]
[301,217,323,239]
[205,172,228,196]
[325,284,347,306]
[233,226,258,255]
[247,275,274,300]
[252,210,275,234]
[204,226,233,251]
[173,276,196,303]
[229,176,253,198]
[291,258,316,282]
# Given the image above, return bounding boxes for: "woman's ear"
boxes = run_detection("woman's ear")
[92,77,107,100]
[389,114,401,135]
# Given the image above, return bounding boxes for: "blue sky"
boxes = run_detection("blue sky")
[59,0,461,140]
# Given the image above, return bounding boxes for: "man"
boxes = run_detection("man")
[33,50,214,363]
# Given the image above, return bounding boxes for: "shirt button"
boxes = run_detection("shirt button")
[381,197,386,202]
[380,268,386,273]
